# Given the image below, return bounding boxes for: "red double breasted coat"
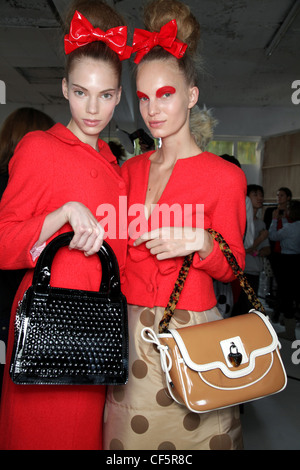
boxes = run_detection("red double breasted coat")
[0,124,127,450]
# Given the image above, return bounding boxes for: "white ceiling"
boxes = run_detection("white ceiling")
[0,0,300,132]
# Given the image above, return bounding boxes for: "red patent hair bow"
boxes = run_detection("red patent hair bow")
[132,19,187,64]
[64,10,132,60]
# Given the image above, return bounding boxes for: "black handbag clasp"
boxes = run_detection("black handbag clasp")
[228,342,243,367]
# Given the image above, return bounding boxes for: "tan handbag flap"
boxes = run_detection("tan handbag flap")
[165,311,280,379]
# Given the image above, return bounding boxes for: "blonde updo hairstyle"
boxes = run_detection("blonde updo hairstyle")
[139,0,217,148]
[64,0,127,86]
[141,0,200,87]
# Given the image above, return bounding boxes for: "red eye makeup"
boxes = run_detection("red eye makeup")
[137,87,176,100]
[156,86,176,98]
[137,91,149,100]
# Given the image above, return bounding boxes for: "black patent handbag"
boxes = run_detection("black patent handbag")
[10,232,128,385]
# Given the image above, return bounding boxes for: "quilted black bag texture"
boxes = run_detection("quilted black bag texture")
[10,232,128,385]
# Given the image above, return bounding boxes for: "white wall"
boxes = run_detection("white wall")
[209,105,300,185]
[212,106,300,138]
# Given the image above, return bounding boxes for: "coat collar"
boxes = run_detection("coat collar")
[47,123,117,164]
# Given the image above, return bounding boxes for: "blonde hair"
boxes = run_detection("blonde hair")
[143,0,200,56]
[140,0,216,149]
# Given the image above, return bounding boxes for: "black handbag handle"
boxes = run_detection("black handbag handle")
[32,231,121,295]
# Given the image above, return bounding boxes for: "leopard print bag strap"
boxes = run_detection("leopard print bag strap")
[158,229,265,334]
[207,229,265,314]
[158,253,194,334]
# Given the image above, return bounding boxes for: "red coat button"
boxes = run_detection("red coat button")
[90,169,98,178]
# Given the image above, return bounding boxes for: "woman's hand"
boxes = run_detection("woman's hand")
[134,227,213,260]
[63,202,104,256]
[37,201,104,257]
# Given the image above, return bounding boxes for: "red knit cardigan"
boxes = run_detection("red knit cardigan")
[121,150,247,312]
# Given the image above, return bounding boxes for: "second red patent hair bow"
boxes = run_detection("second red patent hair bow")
[132,19,187,64]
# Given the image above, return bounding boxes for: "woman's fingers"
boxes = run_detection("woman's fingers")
[63,202,104,255]
[70,223,104,255]
[83,225,105,256]
[133,226,209,259]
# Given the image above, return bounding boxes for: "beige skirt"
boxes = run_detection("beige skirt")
[103,305,243,450]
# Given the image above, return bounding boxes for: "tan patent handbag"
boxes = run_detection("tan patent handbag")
[142,230,287,413]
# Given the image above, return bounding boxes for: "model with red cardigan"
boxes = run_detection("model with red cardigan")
[103,0,247,451]
[121,149,246,312]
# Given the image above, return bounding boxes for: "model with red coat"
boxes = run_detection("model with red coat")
[103,0,247,451]
[0,1,131,450]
